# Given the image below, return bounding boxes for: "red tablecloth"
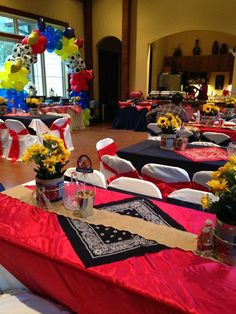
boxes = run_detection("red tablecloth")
[0,188,235,314]
[40,105,82,114]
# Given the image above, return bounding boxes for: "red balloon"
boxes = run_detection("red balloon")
[22,37,28,45]
[74,38,84,48]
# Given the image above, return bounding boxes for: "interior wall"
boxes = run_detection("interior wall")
[92,0,122,100]
[133,0,236,96]
[0,0,84,50]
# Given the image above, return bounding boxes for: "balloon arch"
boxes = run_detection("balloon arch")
[0,18,94,126]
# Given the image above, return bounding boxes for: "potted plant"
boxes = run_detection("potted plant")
[201,155,236,265]
[156,113,182,150]
[22,134,70,204]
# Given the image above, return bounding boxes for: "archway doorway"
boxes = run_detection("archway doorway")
[98,36,121,121]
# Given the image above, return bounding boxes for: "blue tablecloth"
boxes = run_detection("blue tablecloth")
[112,106,148,131]
[117,140,226,178]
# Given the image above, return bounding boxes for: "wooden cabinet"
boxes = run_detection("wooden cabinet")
[163,54,234,78]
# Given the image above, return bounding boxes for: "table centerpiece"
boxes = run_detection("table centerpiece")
[25,97,42,115]
[201,103,220,125]
[157,113,182,150]
[22,134,70,205]
[201,155,236,265]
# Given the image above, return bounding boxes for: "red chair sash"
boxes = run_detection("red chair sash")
[192,182,210,192]
[97,142,117,161]
[142,174,192,200]
[50,120,68,147]
[8,129,28,160]
[107,170,140,184]
[0,123,8,156]
[136,105,151,111]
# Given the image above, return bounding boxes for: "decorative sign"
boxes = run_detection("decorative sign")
[76,154,93,173]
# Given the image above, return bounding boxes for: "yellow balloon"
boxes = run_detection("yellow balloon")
[14,81,24,91]
[61,37,69,47]
[11,58,23,73]
[4,61,12,71]
[0,71,8,80]
[1,80,12,89]
[19,67,29,76]
[8,72,16,81]
[28,31,39,46]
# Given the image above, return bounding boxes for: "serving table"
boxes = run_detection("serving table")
[117,141,227,178]
[0,185,235,314]
[40,105,84,131]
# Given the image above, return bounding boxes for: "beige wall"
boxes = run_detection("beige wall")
[134,0,236,96]
[0,0,84,44]
[92,0,122,100]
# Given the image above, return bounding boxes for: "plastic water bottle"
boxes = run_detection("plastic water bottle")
[197,219,214,257]
[196,110,201,123]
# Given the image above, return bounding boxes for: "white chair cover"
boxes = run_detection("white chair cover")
[0,290,72,313]
[0,119,10,158]
[64,167,107,189]
[5,119,40,161]
[101,155,140,183]
[28,119,49,138]
[0,265,26,292]
[229,118,236,124]
[176,128,194,138]
[108,177,162,199]
[189,141,220,147]
[147,123,161,141]
[167,188,218,206]
[46,112,58,116]
[96,138,117,176]
[141,163,191,199]
[202,132,231,145]
[192,171,213,192]
[49,117,74,151]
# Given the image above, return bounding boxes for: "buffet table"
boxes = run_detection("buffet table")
[40,105,84,131]
[0,185,235,314]
[117,141,227,178]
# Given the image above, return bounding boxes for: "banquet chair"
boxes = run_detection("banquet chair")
[192,171,213,192]
[101,154,140,183]
[49,117,74,151]
[188,141,220,147]
[147,123,161,140]
[167,188,218,210]
[4,119,40,161]
[64,167,107,188]
[96,137,118,176]
[108,177,162,198]
[141,163,191,199]
[0,265,73,313]
[202,132,231,145]
[229,118,236,124]
[0,119,10,158]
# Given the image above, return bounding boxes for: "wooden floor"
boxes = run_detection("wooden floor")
[0,122,147,189]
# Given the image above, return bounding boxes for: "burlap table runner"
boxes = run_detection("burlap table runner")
[3,185,197,252]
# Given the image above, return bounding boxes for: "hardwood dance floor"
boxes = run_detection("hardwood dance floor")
[0,122,147,189]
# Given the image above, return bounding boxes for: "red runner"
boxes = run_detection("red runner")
[175,147,228,162]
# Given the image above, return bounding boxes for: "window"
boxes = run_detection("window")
[0,12,68,97]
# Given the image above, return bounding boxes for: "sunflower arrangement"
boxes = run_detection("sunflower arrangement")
[201,103,220,116]
[201,155,236,225]
[156,113,182,134]
[22,134,70,180]
[71,96,81,104]
[0,96,7,105]
[25,97,42,107]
